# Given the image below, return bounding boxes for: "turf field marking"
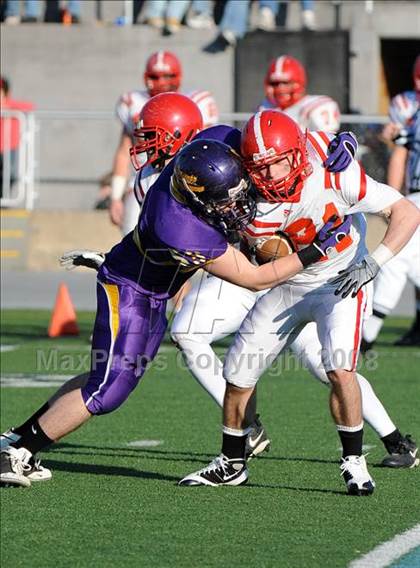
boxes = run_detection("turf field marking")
[127,440,163,448]
[348,523,420,568]
[336,445,377,452]
[1,374,72,387]
[0,345,18,353]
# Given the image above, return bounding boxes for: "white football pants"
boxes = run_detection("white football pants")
[171,275,396,438]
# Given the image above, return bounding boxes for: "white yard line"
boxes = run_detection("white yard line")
[127,440,163,448]
[349,524,420,568]
[0,345,18,353]
[1,374,72,387]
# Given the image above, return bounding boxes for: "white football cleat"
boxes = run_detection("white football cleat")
[0,428,21,450]
[1,446,33,488]
[0,444,52,486]
[26,459,52,482]
[179,454,248,487]
[340,454,375,496]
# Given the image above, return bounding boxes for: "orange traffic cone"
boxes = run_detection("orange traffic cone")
[48,283,79,337]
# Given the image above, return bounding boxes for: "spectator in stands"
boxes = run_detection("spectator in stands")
[144,0,190,35]
[4,0,40,23]
[258,0,317,31]
[203,0,250,53]
[0,76,34,198]
[203,0,317,53]
[44,0,81,24]
[186,0,215,29]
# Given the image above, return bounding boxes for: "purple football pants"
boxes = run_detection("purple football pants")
[81,280,167,415]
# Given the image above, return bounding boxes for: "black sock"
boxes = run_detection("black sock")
[338,428,363,458]
[381,428,403,453]
[14,420,54,454]
[222,432,246,460]
[13,402,51,436]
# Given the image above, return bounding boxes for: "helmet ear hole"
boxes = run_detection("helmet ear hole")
[174,129,182,139]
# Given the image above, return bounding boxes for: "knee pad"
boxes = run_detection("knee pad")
[170,329,212,350]
[82,368,141,415]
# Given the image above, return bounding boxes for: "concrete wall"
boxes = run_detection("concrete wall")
[1,24,233,208]
[1,0,419,209]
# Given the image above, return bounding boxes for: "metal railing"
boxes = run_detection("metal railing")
[1,110,390,210]
[1,110,36,210]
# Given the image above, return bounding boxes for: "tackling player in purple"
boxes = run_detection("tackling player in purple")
[0,129,351,488]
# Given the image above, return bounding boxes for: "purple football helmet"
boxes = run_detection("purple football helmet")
[172,139,256,234]
[193,124,242,153]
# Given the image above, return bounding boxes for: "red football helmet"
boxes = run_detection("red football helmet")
[241,110,312,202]
[264,55,307,110]
[413,54,420,93]
[130,93,203,170]
[144,51,182,97]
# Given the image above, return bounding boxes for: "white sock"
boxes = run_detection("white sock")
[176,338,226,407]
[363,314,385,343]
[357,373,396,438]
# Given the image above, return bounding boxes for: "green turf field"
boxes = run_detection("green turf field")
[1,310,419,567]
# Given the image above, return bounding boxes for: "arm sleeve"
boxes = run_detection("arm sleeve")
[166,228,228,269]
[340,161,403,214]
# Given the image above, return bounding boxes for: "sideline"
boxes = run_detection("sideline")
[348,524,420,568]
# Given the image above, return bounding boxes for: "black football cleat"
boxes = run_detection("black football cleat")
[382,434,419,468]
[245,414,271,461]
[394,323,420,347]
[179,454,248,486]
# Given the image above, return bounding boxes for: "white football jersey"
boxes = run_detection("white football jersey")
[242,131,402,286]
[133,164,160,206]
[116,88,219,139]
[116,89,150,139]
[187,89,219,128]
[258,94,341,132]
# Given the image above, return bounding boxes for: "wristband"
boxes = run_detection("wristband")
[297,244,323,268]
[370,243,394,267]
[111,175,127,200]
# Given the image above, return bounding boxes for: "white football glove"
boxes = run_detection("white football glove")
[59,250,105,272]
[332,255,380,298]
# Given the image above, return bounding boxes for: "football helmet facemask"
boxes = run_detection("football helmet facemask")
[264,55,307,110]
[171,139,256,234]
[130,93,203,170]
[241,110,312,202]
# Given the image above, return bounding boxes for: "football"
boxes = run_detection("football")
[255,233,295,265]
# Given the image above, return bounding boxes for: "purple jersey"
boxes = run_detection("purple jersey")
[100,161,227,299]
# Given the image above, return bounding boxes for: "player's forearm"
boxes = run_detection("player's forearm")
[387,146,407,192]
[111,133,131,179]
[111,148,130,200]
[206,246,303,291]
[249,253,304,290]
[112,148,130,179]
[380,199,420,257]
[218,254,302,292]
